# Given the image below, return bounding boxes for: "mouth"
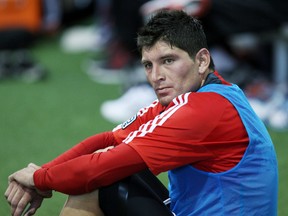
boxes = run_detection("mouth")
[156,87,171,95]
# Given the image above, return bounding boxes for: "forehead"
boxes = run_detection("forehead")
[141,41,185,62]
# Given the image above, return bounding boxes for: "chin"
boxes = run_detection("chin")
[159,97,173,106]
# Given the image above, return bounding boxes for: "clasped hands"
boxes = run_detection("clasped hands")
[5,163,52,216]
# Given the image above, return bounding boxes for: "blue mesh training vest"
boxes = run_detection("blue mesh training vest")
[168,84,278,216]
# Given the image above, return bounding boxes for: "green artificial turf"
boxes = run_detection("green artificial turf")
[0,34,287,216]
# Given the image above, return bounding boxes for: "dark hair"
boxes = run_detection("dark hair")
[137,10,214,69]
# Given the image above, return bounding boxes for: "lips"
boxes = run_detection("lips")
[156,87,170,95]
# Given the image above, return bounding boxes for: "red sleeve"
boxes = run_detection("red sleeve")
[34,144,147,195]
[42,131,118,168]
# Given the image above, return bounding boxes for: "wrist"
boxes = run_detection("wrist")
[33,168,51,192]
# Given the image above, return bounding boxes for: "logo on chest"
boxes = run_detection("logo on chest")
[121,114,137,129]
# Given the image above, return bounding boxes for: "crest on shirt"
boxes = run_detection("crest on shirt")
[121,114,137,129]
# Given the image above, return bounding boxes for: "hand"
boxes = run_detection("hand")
[5,163,53,216]
[8,163,40,189]
[5,181,44,216]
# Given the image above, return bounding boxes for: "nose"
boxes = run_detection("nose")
[151,65,164,82]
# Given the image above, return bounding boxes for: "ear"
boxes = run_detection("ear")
[195,48,210,75]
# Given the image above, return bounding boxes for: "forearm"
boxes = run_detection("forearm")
[34,144,147,195]
[42,131,117,168]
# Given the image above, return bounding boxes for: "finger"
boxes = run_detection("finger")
[24,206,36,216]
[10,185,25,216]
[24,208,36,216]
[95,146,114,153]
[23,195,43,216]
[5,181,17,199]
[13,190,33,216]
[11,185,26,207]
[6,182,19,204]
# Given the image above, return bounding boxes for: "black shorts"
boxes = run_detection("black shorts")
[99,169,174,216]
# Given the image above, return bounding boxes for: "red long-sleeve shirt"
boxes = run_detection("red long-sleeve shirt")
[34,72,249,195]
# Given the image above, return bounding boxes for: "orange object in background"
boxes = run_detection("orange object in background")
[0,0,42,32]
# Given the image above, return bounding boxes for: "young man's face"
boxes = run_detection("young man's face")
[141,41,202,106]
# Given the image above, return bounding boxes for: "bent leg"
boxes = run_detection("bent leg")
[60,147,113,216]
[99,169,173,216]
[60,169,171,216]
[60,190,104,216]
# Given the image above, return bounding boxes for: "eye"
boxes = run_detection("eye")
[164,58,174,65]
[143,62,152,70]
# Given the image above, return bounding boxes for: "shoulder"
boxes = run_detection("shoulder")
[164,92,233,127]
[177,91,231,111]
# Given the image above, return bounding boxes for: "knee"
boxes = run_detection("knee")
[63,190,103,214]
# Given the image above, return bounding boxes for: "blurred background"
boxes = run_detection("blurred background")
[0,0,287,215]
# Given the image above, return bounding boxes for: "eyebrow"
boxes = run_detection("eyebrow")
[141,53,178,64]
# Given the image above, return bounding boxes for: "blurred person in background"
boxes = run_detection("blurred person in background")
[97,0,158,124]
[0,0,97,83]
[60,0,157,123]
[0,0,63,83]
[195,0,288,130]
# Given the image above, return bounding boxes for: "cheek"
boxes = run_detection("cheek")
[145,72,153,84]
[175,64,195,82]
[176,66,198,90]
